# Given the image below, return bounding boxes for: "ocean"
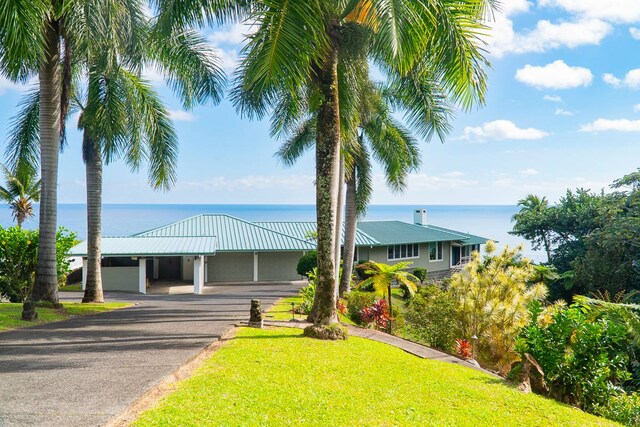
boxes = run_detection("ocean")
[0,204,544,262]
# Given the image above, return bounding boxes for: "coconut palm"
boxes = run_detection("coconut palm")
[6,3,224,305]
[0,164,41,228]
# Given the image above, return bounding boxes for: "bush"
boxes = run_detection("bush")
[297,268,317,315]
[360,299,392,331]
[347,291,378,325]
[296,251,317,277]
[412,267,427,283]
[594,393,640,427]
[354,261,377,281]
[404,285,458,352]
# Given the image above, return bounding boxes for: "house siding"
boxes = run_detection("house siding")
[358,242,452,274]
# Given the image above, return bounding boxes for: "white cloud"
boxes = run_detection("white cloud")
[520,168,539,176]
[634,104,640,112]
[515,60,593,90]
[555,108,573,116]
[0,76,34,95]
[539,0,640,24]
[544,95,563,103]
[142,66,165,83]
[169,110,197,122]
[443,171,465,178]
[462,120,549,141]
[211,46,239,72]
[631,28,640,39]
[602,69,640,89]
[209,22,252,45]
[581,118,640,132]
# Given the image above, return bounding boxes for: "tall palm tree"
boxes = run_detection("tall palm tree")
[227,0,492,330]
[0,164,41,228]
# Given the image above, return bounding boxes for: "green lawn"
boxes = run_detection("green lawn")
[133,327,619,427]
[59,284,82,292]
[0,302,131,332]
[267,295,356,325]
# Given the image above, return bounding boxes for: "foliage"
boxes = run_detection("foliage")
[516,299,636,414]
[296,251,318,277]
[297,269,317,315]
[360,299,392,331]
[412,267,427,283]
[456,339,473,360]
[0,226,76,303]
[449,242,547,373]
[404,285,457,352]
[0,163,40,227]
[358,261,420,301]
[593,393,640,427]
[133,327,620,427]
[511,170,640,300]
[336,299,347,315]
[346,291,378,325]
[354,261,376,281]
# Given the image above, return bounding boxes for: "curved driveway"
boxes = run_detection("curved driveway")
[0,282,302,427]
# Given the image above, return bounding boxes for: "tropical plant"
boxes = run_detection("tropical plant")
[358,261,420,312]
[510,195,553,262]
[231,0,493,330]
[412,267,428,283]
[449,242,547,373]
[360,298,392,331]
[404,285,457,352]
[297,269,318,315]
[296,251,318,277]
[0,164,40,227]
[7,3,224,304]
[346,290,378,325]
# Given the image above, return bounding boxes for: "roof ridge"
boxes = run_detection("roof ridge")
[132,213,209,237]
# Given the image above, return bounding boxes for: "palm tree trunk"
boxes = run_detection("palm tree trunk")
[339,169,357,296]
[30,19,61,305]
[333,154,345,287]
[82,135,104,303]
[307,34,340,326]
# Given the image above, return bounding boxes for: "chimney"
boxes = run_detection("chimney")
[413,208,427,226]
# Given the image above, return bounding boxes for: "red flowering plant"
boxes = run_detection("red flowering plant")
[336,299,347,315]
[360,299,392,331]
[456,338,473,360]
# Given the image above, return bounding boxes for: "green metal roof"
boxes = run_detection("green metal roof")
[135,214,316,252]
[356,221,492,246]
[69,236,216,257]
[425,224,493,245]
[255,221,379,246]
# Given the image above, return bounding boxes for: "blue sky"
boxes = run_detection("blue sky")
[1,0,639,205]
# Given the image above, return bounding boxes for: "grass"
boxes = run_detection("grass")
[267,295,356,325]
[0,301,131,332]
[133,327,619,427]
[59,284,82,292]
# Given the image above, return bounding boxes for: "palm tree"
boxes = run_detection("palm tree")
[6,3,224,304]
[512,195,553,262]
[229,0,492,330]
[358,261,420,313]
[0,164,41,228]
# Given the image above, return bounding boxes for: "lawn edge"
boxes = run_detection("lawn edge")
[106,326,239,427]
[0,302,135,334]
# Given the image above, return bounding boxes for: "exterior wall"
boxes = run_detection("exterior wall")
[358,242,452,274]
[207,253,253,282]
[258,251,304,281]
[101,266,139,292]
[182,256,194,281]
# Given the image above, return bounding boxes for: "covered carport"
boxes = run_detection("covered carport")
[70,236,217,295]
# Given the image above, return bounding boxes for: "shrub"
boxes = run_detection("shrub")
[404,285,457,352]
[450,242,547,373]
[297,269,317,315]
[412,267,427,283]
[360,299,392,331]
[354,261,377,281]
[347,291,378,325]
[456,339,473,360]
[296,251,317,277]
[516,300,632,412]
[594,393,640,427]
[0,226,76,302]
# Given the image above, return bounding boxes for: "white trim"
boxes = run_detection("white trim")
[253,252,258,282]
[193,256,205,295]
[81,258,87,291]
[428,242,444,263]
[387,243,420,261]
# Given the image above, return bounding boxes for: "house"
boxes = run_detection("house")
[69,209,491,294]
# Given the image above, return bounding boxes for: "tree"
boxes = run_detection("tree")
[357,261,420,313]
[7,3,224,304]
[232,0,492,332]
[0,164,40,227]
[511,195,553,262]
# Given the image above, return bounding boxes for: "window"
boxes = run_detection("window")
[429,242,443,262]
[387,243,419,260]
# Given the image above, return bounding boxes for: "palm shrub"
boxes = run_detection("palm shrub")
[449,242,547,373]
[404,285,457,352]
[0,164,40,227]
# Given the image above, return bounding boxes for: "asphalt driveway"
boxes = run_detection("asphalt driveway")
[0,282,303,427]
